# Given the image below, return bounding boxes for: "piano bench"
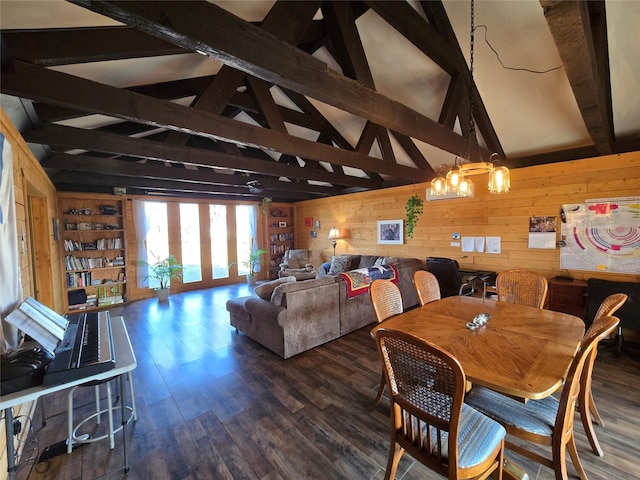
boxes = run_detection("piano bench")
[67,371,137,454]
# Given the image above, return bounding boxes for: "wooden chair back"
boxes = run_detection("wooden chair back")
[370,280,403,323]
[375,329,505,480]
[579,294,627,456]
[413,270,441,306]
[496,269,548,309]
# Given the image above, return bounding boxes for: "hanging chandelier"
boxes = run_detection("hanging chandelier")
[431,0,510,197]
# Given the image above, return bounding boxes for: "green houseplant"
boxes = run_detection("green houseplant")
[137,253,183,300]
[242,248,266,284]
[405,193,424,239]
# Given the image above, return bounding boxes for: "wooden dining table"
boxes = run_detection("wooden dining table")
[371,296,586,400]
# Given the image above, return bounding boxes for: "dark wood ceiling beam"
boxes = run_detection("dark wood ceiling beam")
[26,123,375,190]
[541,0,613,155]
[70,0,479,159]
[279,88,354,151]
[356,122,378,155]
[245,76,287,134]
[322,1,374,85]
[376,126,396,163]
[365,1,458,75]
[43,152,322,199]
[1,26,186,66]
[389,131,433,171]
[2,60,421,180]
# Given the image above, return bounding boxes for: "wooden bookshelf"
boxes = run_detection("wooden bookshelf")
[267,203,295,279]
[58,192,127,312]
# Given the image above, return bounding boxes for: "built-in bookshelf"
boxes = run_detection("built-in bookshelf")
[58,192,127,312]
[267,204,295,279]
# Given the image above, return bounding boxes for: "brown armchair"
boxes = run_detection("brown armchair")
[278,249,316,280]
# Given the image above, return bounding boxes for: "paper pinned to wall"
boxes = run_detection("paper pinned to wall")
[486,237,501,254]
[461,237,475,252]
[461,236,487,252]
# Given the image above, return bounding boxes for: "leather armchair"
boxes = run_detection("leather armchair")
[278,249,316,280]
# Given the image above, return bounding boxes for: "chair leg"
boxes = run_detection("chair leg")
[127,371,138,422]
[567,433,588,480]
[589,389,604,426]
[384,443,404,480]
[106,381,115,450]
[580,392,604,457]
[67,386,79,454]
[374,371,386,406]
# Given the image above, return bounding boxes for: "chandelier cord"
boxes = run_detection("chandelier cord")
[467,0,482,164]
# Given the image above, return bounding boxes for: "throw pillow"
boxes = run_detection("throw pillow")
[374,257,384,267]
[254,276,296,300]
[328,255,350,275]
[382,256,399,265]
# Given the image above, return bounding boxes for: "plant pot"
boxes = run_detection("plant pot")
[246,274,257,285]
[156,287,170,301]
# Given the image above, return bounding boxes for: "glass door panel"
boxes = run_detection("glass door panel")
[209,205,230,279]
[180,203,202,283]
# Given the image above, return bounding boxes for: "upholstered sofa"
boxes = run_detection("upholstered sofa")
[226,254,424,358]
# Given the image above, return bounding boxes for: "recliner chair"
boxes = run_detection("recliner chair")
[426,257,475,298]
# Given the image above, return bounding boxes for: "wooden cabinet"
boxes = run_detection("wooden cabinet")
[547,277,588,319]
[266,203,295,279]
[58,192,127,312]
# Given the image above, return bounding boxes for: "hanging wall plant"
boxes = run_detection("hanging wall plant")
[405,194,424,239]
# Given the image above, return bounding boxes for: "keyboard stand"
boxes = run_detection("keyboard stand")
[1,316,136,480]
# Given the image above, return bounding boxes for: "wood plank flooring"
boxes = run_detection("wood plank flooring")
[12,285,640,480]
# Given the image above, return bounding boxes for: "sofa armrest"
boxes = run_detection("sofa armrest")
[244,297,285,319]
[270,276,336,305]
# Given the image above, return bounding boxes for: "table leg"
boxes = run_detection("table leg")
[4,407,17,480]
[120,374,129,473]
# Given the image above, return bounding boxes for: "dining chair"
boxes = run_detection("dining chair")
[496,269,548,309]
[466,315,620,480]
[375,328,506,480]
[579,293,627,456]
[370,280,403,406]
[413,270,441,306]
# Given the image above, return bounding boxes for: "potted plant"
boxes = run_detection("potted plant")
[137,253,183,301]
[405,193,424,239]
[242,248,266,285]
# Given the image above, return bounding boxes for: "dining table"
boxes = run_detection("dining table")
[371,295,586,400]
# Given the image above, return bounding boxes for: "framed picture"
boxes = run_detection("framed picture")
[377,219,403,244]
[305,216,313,227]
[310,230,317,238]
[278,221,287,227]
[315,220,321,229]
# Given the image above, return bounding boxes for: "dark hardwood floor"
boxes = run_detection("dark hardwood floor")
[13,285,640,480]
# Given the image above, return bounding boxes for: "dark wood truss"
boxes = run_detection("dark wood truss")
[1,0,630,201]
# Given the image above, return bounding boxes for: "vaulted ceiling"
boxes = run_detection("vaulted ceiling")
[1,1,638,202]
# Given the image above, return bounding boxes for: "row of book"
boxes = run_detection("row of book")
[63,237,123,252]
[65,255,125,271]
[67,271,93,288]
[269,244,292,255]
[269,232,293,242]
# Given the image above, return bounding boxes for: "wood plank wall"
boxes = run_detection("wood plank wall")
[295,152,640,284]
[1,109,60,478]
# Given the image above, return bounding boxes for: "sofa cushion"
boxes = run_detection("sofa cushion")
[358,255,381,268]
[254,276,296,300]
[382,256,399,265]
[328,255,350,275]
[271,276,337,306]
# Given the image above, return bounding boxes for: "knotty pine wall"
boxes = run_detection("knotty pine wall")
[295,152,640,284]
[1,109,61,477]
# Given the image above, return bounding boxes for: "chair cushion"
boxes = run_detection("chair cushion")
[465,386,558,436]
[328,255,350,274]
[407,404,505,470]
[254,276,296,301]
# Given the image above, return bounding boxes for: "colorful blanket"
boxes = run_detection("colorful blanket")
[339,265,399,298]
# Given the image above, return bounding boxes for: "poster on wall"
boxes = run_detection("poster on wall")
[560,199,640,273]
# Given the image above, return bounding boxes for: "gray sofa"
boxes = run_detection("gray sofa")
[226,255,424,358]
